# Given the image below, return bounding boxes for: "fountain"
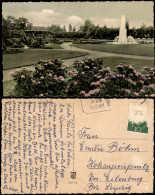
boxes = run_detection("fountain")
[113,15,138,44]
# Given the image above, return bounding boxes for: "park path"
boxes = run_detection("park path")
[3,42,154,82]
[61,42,154,60]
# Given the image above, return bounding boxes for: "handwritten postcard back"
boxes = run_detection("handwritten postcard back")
[1,99,154,193]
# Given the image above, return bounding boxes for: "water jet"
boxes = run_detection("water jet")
[113,15,138,44]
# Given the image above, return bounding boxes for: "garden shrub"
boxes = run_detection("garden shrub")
[10,59,68,97]
[28,38,45,48]
[5,48,24,54]
[10,58,155,97]
[66,59,155,97]
[10,30,27,42]
[7,38,25,48]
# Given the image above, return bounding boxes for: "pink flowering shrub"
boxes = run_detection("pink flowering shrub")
[11,58,155,97]
[67,58,106,96]
[67,59,155,97]
[11,59,68,96]
[11,68,34,96]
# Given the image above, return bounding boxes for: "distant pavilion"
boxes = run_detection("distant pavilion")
[24,26,53,38]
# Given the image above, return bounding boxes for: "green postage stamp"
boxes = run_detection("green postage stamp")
[127,102,149,133]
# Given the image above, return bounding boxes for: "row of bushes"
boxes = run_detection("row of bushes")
[6,37,44,48]
[5,37,64,50]
[10,58,155,97]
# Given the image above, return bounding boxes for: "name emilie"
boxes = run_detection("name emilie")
[78,127,140,153]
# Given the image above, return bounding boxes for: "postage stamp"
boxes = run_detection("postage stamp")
[127,102,149,133]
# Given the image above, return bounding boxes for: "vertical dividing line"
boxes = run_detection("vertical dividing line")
[73,103,75,171]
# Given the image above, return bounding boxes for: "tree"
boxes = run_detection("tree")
[27,23,33,30]
[63,25,67,32]
[146,26,154,38]
[82,19,95,33]
[16,17,29,30]
[6,16,17,29]
[2,16,10,52]
[73,26,76,32]
[69,24,72,32]
[126,19,129,35]
[138,23,147,38]
[129,27,137,38]
[2,16,10,41]
[47,24,64,33]
[5,16,31,30]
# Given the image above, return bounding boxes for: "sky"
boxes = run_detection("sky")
[2,1,154,30]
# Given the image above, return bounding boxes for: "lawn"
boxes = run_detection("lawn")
[3,80,16,96]
[73,43,154,57]
[3,49,88,70]
[98,57,154,72]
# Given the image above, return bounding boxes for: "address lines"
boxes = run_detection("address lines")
[79,137,148,141]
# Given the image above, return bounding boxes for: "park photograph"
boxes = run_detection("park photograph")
[2,1,154,97]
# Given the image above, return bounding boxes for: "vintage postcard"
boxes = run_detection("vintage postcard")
[1,98,154,193]
[2,1,154,97]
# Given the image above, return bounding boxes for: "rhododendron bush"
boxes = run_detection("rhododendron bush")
[10,58,155,97]
[10,59,67,96]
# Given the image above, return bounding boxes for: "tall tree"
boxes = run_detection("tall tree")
[2,16,10,51]
[63,25,67,32]
[16,17,29,30]
[79,19,95,38]
[139,23,147,38]
[73,26,76,32]
[126,19,129,35]
[69,24,72,32]
[6,16,17,29]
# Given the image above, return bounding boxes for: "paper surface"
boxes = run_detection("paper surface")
[1,98,154,194]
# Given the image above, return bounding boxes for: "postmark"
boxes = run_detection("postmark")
[81,99,111,114]
[127,102,149,133]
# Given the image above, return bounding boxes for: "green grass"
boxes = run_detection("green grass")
[73,43,154,57]
[3,49,88,70]
[98,57,154,72]
[3,80,16,96]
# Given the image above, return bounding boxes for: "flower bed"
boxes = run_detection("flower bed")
[10,58,155,97]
